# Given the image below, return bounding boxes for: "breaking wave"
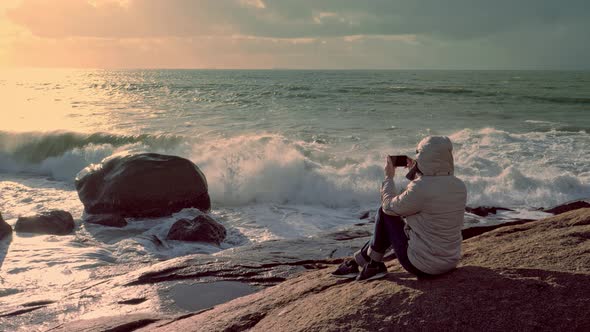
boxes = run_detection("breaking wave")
[0,128,588,210]
[0,131,186,181]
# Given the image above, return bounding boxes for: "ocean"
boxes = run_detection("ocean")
[1,69,589,328]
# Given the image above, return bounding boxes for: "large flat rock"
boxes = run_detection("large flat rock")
[135,209,590,331]
[33,209,590,331]
[123,224,372,287]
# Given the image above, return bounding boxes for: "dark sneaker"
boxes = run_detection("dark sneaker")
[332,259,359,279]
[356,261,388,281]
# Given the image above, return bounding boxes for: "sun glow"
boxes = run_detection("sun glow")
[0,0,23,67]
[0,69,117,133]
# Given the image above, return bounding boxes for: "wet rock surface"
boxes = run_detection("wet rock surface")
[465,199,590,218]
[166,215,226,245]
[358,209,377,222]
[543,199,590,215]
[14,210,74,235]
[84,213,127,228]
[358,210,371,219]
[136,209,590,332]
[117,298,148,305]
[75,153,210,218]
[465,206,514,217]
[0,305,47,318]
[40,225,372,332]
[16,209,590,331]
[45,314,163,332]
[127,225,372,287]
[0,212,12,240]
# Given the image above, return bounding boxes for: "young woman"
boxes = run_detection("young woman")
[333,136,467,280]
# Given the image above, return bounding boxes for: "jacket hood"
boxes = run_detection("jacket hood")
[415,136,454,176]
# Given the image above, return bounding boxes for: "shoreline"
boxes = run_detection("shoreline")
[43,208,590,331]
[1,201,588,331]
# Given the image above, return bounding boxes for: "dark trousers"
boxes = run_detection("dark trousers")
[355,208,432,278]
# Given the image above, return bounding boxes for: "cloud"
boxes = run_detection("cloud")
[2,0,590,68]
[4,33,422,69]
[7,0,589,39]
[6,0,232,38]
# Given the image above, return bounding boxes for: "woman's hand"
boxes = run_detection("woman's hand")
[384,156,395,178]
[406,157,416,169]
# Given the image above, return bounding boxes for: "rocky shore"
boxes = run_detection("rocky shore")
[36,208,590,332]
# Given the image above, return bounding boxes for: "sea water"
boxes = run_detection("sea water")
[0,69,589,327]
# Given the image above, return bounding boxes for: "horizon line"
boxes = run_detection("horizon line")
[2,66,589,71]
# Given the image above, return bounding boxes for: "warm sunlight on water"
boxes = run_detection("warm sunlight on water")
[1,69,141,133]
[2,69,589,208]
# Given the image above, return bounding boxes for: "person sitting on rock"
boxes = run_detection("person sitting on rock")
[333,136,467,281]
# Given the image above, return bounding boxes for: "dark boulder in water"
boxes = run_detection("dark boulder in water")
[75,153,210,218]
[84,214,127,228]
[0,213,12,239]
[465,206,514,217]
[15,210,75,235]
[358,209,378,222]
[543,200,590,215]
[358,210,370,220]
[167,215,226,245]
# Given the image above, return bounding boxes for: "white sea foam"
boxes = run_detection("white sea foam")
[188,133,383,208]
[185,128,589,210]
[524,119,557,125]
[1,128,588,211]
[451,127,590,207]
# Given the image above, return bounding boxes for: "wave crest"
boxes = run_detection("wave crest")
[0,131,182,163]
[0,131,185,181]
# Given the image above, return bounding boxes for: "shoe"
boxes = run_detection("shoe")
[331,259,359,279]
[356,261,388,281]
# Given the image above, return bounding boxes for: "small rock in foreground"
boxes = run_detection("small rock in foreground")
[0,212,12,239]
[84,214,127,228]
[166,215,226,245]
[15,210,75,235]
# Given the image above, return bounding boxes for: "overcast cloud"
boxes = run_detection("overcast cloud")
[1,0,589,69]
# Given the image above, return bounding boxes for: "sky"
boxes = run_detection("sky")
[0,0,589,69]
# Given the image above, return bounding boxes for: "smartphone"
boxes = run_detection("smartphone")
[389,155,408,167]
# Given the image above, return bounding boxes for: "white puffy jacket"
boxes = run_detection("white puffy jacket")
[382,136,467,275]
